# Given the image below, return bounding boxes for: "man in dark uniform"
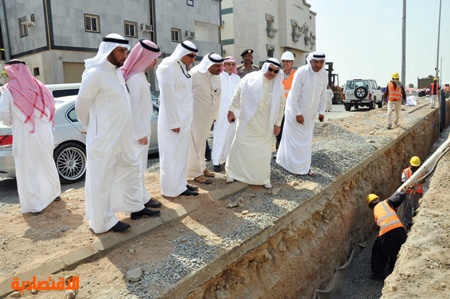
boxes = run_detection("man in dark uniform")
[237,49,260,78]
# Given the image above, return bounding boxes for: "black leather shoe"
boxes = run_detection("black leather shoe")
[109,221,131,233]
[144,198,162,208]
[186,184,199,191]
[213,165,221,172]
[180,189,199,196]
[130,208,161,220]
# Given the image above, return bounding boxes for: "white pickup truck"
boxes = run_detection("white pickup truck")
[343,79,383,111]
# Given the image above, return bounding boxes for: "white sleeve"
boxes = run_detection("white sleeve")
[0,88,13,126]
[158,66,181,129]
[127,75,147,139]
[229,81,243,112]
[76,69,100,130]
[289,70,303,116]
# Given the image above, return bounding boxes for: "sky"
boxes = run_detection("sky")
[307,0,450,88]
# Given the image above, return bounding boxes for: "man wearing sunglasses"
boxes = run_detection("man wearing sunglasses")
[225,58,285,189]
[276,52,328,178]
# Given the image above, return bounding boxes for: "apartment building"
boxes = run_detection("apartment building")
[0,0,221,86]
[221,0,316,67]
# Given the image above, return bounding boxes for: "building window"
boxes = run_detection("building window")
[266,44,275,58]
[18,15,34,37]
[85,14,100,33]
[171,28,181,42]
[265,14,278,38]
[124,21,138,38]
[187,0,194,6]
[33,67,40,76]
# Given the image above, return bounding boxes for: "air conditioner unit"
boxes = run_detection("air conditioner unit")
[140,24,153,32]
[22,14,35,26]
[185,30,195,40]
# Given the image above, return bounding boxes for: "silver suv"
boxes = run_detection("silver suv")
[343,79,383,111]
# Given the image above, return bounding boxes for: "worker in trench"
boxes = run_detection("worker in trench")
[366,192,407,280]
[397,156,426,231]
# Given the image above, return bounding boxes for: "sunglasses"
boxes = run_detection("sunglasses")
[268,67,279,74]
[187,54,197,58]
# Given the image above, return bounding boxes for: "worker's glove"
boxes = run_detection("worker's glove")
[417,178,426,184]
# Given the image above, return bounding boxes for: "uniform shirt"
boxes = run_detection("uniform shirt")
[237,64,260,78]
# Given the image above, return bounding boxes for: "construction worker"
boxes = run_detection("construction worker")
[384,72,406,130]
[430,77,440,109]
[367,192,407,280]
[398,156,426,230]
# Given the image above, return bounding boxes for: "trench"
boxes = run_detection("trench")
[162,103,447,299]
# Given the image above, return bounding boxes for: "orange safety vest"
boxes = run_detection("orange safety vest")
[403,168,424,194]
[374,201,404,236]
[387,82,402,102]
[430,82,439,95]
[282,69,296,98]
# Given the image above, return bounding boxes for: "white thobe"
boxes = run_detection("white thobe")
[0,88,61,213]
[326,89,333,111]
[276,65,328,175]
[187,70,221,178]
[212,72,240,166]
[226,78,284,185]
[156,60,193,197]
[127,73,152,205]
[76,62,142,234]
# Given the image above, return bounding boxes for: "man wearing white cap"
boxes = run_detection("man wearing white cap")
[187,53,224,184]
[276,52,328,177]
[226,58,285,189]
[156,41,200,197]
[212,56,241,172]
[0,60,61,215]
[121,39,162,211]
[76,33,157,234]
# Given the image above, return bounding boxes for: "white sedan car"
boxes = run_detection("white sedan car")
[0,95,159,184]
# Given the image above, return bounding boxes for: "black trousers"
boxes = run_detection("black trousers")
[371,227,407,275]
[275,114,285,150]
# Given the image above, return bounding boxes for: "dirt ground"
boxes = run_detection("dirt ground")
[1,101,449,298]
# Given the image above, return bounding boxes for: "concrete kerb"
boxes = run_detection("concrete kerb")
[0,199,204,298]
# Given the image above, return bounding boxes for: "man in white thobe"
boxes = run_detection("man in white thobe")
[326,86,333,112]
[212,56,241,172]
[0,60,61,215]
[76,33,158,234]
[187,53,224,184]
[276,52,328,177]
[156,41,200,197]
[121,39,162,210]
[225,58,285,189]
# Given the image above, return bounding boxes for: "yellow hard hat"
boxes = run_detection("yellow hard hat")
[367,194,379,206]
[410,156,421,167]
[392,72,400,79]
[434,77,438,81]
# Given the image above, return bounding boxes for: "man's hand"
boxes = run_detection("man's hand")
[171,127,181,133]
[138,136,148,145]
[296,114,304,124]
[318,114,325,122]
[274,125,281,137]
[227,111,236,123]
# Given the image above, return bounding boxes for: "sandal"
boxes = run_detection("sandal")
[307,169,316,177]
[194,175,212,184]
[203,169,215,177]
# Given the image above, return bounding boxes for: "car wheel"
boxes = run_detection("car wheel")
[53,142,86,184]
[344,104,351,111]
[354,86,368,100]
[377,100,383,108]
